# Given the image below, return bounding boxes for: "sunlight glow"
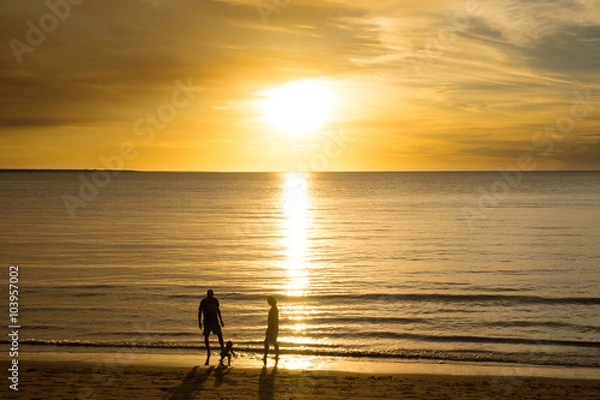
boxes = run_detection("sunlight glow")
[258,79,337,136]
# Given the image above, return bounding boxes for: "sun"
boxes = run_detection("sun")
[258,79,337,136]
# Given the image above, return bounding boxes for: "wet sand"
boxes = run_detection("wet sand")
[2,351,598,399]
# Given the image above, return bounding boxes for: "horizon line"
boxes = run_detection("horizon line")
[1,168,599,173]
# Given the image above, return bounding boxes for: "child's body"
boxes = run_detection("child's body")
[219,340,236,366]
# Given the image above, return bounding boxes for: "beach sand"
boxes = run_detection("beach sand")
[2,351,599,399]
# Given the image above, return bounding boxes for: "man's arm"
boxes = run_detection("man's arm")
[198,304,203,329]
[217,308,224,327]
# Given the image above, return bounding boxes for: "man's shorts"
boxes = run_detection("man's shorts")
[203,322,222,336]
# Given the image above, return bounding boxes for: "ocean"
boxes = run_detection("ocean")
[1,171,599,368]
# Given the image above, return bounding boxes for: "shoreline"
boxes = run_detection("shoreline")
[1,351,598,399]
[9,347,600,379]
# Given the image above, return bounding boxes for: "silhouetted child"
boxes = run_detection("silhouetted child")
[219,340,236,366]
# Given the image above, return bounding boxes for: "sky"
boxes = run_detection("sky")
[1,0,599,171]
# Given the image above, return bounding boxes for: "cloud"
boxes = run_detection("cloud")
[0,117,87,129]
[555,140,600,169]
[139,0,176,8]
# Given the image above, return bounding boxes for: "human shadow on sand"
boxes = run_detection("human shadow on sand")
[258,364,278,400]
[213,363,232,388]
[165,365,215,400]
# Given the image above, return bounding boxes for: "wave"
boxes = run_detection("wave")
[314,316,431,325]
[362,332,600,349]
[231,292,600,306]
[9,339,600,368]
[15,330,597,351]
[332,293,600,305]
[38,284,600,307]
[485,320,600,334]
[162,292,600,306]
[295,317,600,334]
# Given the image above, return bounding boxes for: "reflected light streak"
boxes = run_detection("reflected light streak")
[280,173,311,297]
[278,356,317,371]
[290,323,310,333]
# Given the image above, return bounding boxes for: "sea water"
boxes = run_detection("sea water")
[0,171,598,367]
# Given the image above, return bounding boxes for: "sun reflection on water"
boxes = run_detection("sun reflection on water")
[280,172,311,297]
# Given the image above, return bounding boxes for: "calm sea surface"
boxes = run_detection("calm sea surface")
[1,171,599,367]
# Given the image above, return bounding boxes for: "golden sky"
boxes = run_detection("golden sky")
[1,0,599,171]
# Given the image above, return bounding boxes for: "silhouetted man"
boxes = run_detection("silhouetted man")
[198,289,225,364]
[263,296,279,364]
